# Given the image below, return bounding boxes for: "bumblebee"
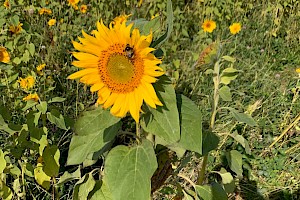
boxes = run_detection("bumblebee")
[124,44,134,59]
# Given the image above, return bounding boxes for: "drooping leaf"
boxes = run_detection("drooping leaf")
[195,182,228,200]
[202,130,219,155]
[104,140,157,200]
[219,86,232,102]
[177,95,202,154]
[48,97,66,103]
[42,145,60,177]
[73,172,96,200]
[89,180,113,200]
[220,67,238,85]
[46,109,68,130]
[226,150,243,178]
[0,182,13,200]
[230,132,251,154]
[36,101,47,114]
[217,168,233,185]
[141,77,180,144]
[67,107,121,165]
[34,163,51,190]
[0,149,6,173]
[228,108,256,126]
[57,167,81,186]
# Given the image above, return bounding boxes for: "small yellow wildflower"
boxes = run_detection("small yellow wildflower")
[36,64,46,75]
[18,76,35,90]
[23,93,39,102]
[80,5,87,13]
[229,22,242,35]
[0,47,10,63]
[137,0,143,7]
[4,0,10,9]
[112,14,132,25]
[48,19,56,26]
[9,22,23,35]
[39,8,52,15]
[296,68,300,74]
[68,0,79,9]
[151,13,159,20]
[202,19,216,33]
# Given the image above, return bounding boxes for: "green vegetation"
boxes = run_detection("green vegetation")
[0,0,299,199]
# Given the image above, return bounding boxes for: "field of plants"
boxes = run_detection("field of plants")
[0,0,300,199]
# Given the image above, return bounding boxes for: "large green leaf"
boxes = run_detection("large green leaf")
[42,145,60,177]
[73,172,96,200]
[67,107,121,165]
[104,140,157,200]
[202,130,219,155]
[0,149,6,173]
[195,182,228,200]
[57,167,81,186]
[177,95,202,154]
[34,163,51,190]
[89,180,113,200]
[226,150,243,178]
[228,108,256,126]
[141,77,180,144]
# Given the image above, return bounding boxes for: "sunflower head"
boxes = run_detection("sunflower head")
[0,47,10,63]
[80,5,87,13]
[68,17,164,122]
[229,23,242,35]
[48,19,56,26]
[23,93,39,102]
[202,19,216,33]
[4,0,10,9]
[9,22,23,35]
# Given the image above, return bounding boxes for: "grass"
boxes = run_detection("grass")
[0,0,300,199]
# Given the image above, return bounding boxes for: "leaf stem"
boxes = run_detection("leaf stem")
[136,120,141,144]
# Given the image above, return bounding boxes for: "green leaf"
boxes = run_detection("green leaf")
[28,43,35,56]
[220,67,238,85]
[0,182,13,200]
[0,105,11,121]
[57,167,81,186]
[0,149,6,173]
[73,172,96,200]
[42,145,60,177]
[141,77,180,144]
[89,180,113,200]
[22,100,38,112]
[177,95,202,154]
[217,168,233,184]
[143,17,160,34]
[230,132,251,154]
[34,163,51,190]
[0,115,16,135]
[228,108,256,126]
[195,182,228,200]
[48,97,66,103]
[33,111,42,126]
[67,107,121,165]
[22,50,30,63]
[36,101,47,114]
[202,130,219,155]
[222,56,236,63]
[150,0,173,47]
[219,86,232,101]
[226,150,243,178]
[104,140,157,200]
[12,57,21,65]
[183,190,194,200]
[46,109,68,130]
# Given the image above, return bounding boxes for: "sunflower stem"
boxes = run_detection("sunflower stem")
[136,120,141,144]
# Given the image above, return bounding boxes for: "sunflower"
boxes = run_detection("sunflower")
[68,18,164,122]
[229,22,242,35]
[39,8,52,15]
[18,76,35,90]
[202,19,216,33]
[0,47,10,63]
[9,22,23,35]
[23,93,39,102]
[80,5,87,13]
[4,0,10,9]
[48,19,56,26]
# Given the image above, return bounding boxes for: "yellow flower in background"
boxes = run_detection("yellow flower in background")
[68,18,164,122]
[0,47,10,63]
[202,19,216,33]
[18,76,35,90]
[229,22,242,35]
[112,14,131,25]
[48,19,56,26]
[9,22,23,35]
[36,64,46,75]
[4,0,10,9]
[151,13,159,20]
[23,93,39,102]
[137,0,143,7]
[68,0,79,9]
[80,5,87,13]
[296,68,300,74]
[39,8,52,15]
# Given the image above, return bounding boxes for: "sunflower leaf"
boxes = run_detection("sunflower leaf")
[103,140,157,200]
[67,107,121,166]
[141,77,180,144]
